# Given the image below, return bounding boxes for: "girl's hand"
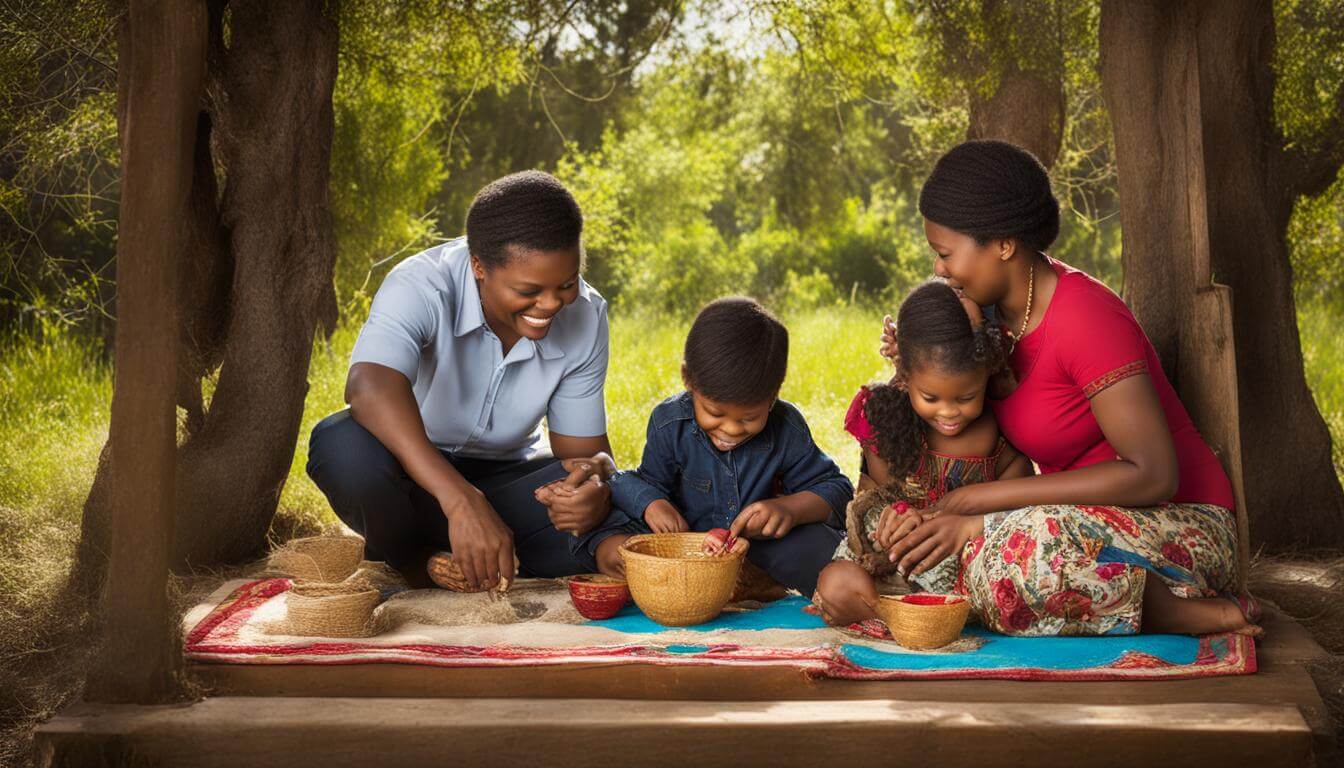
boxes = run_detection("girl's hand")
[873,502,923,551]
[644,499,690,533]
[879,314,898,365]
[731,499,795,540]
[888,514,984,577]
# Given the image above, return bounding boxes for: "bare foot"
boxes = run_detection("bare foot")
[1141,577,1263,637]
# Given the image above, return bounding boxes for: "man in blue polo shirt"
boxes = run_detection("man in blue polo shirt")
[307,171,626,591]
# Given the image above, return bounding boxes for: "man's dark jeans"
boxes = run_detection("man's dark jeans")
[305,410,597,576]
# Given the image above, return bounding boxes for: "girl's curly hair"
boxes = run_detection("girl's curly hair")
[866,280,1010,476]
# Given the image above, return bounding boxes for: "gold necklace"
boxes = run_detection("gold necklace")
[1009,259,1035,341]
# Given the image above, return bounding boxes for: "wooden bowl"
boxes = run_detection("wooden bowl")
[619,533,748,626]
[567,574,631,620]
[876,593,970,650]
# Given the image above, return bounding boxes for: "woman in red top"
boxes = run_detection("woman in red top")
[879,140,1258,637]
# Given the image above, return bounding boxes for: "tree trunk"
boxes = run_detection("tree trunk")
[926,0,1067,170]
[84,0,206,703]
[968,68,1065,171]
[73,0,339,593]
[1100,0,1344,550]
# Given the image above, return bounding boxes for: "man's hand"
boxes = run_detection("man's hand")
[730,498,796,540]
[644,499,690,533]
[442,489,515,591]
[886,514,983,577]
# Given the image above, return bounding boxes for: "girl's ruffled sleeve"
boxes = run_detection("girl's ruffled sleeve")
[843,386,880,454]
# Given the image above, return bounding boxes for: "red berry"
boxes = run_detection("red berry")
[702,528,736,556]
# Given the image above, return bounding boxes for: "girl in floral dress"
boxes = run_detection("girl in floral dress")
[812,280,1034,624]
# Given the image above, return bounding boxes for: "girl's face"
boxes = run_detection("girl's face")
[472,246,582,345]
[924,218,1012,307]
[686,389,775,452]
[905,364,988,438]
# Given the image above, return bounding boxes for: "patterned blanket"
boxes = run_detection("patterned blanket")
[182,577,1255,681]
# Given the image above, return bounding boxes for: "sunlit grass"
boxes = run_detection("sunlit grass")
[1300,297,1344,478]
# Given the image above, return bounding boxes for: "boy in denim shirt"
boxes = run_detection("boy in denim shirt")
[575,297,852,596]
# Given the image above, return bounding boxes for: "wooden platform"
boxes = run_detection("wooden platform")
[37,606,1339,767]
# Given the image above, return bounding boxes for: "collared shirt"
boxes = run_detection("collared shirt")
[609,392,852,531]
[349,237,609,460]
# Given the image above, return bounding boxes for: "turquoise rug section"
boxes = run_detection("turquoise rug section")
[593,596,1205,672]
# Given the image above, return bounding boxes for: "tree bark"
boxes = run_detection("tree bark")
[73,0,339,593]
[1100,0,1344,550]
[968,67,1065,171]
[84,0,206,703]
[926,0,1067,170]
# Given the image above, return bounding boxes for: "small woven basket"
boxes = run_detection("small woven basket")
[268,534,364,583]
[620,533,748,626]
[876,593,971,650]
[282,582,380,638]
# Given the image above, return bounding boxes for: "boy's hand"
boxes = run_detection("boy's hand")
[644,499,689,533]
[731,498,795,540]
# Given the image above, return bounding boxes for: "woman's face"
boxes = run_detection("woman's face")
[472,245,582,344]
[923,218,1011,307]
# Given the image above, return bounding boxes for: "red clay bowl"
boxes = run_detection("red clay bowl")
[567,574,631,620]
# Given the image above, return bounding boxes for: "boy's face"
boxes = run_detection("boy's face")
[688,390,775,452]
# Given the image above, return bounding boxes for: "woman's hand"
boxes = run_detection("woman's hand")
[887,514,984,577]
[919,485,987,518]
[559,453,616,482]
[644,499,690,533]
[442,489,516,591]
[536,473,611,535]
[879,314,898,365]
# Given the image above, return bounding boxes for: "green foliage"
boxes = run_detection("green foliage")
[1288,175,1344,302]
[330,1,533,305]
[1300,297,1344,477]
[1277,0,1344,306]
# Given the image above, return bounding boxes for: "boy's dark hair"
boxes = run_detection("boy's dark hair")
[918,139,1060,254]
[867,280,1010,476]
[465,170,583,268]
[683,297,789,405]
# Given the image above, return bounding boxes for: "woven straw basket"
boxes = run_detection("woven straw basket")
[282,582,380,638]
[876,593,971,650]
[619,533,748,626]
[268,534,364,583]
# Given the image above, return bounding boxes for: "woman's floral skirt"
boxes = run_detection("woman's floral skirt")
[951,504,1240,636]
